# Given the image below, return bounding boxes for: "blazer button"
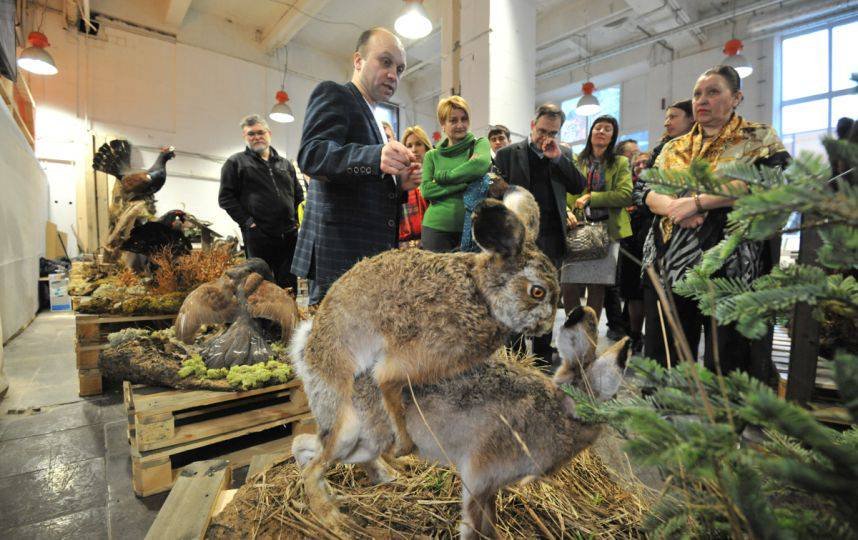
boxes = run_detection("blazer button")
[387,219,395,227]
[388,192,395,199]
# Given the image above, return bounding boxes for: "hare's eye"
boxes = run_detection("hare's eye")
[529,285,546,300]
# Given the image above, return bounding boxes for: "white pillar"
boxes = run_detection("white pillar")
[441,0,536,140]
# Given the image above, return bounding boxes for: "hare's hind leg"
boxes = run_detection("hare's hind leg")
[378,379,416,457]
[460,488,500,540]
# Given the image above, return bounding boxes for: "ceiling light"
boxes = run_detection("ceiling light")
[395,0,432,40]
[576,82,601,116]
[17,32,58,75]
[722,39,753,78]
[269,91,294,123]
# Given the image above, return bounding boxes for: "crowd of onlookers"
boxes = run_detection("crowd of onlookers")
[384,63,802,382]
[219,27,854,385]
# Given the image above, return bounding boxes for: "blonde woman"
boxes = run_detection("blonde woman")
[420,96,492,252]
[399,125,431,248]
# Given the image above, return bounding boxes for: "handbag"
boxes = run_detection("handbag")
[565,170,610,262]
[565,214,610,262]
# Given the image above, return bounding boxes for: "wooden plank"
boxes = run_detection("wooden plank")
[132,455,173,497]
[76,347,100,369]
[145,459,231,540]
[132,411,313,462]
[171,392,307,443]
[130,379,302,415]
[213,489,238,517]
[247,452,289,480]
[171,388,298,423]
[76,313,177,325]
[133,394,305,453]
[786,227,822,404]
[78,369,103,396]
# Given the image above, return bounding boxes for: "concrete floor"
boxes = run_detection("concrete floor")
[0,312,167,539]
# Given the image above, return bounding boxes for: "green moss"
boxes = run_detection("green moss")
[178,356,293,390]
[178,354,207,378]
[225,360,293,390]
[205,368,228,379]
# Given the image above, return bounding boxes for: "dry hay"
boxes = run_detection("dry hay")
[208,450,647,539]
[207,348,647,539]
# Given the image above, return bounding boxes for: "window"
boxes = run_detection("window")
[778,19,858,156]
[620,130,650,152]
[560,85,621,149]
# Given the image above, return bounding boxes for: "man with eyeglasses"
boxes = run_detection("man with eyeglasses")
[219,114,304,294]
[493,103,585,368]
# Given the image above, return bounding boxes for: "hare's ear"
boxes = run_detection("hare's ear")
[564,306,586,328]
[472,199,525,258]
[502,186,540,243]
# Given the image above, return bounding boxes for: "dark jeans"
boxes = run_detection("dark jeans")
[605,284,626,332]
[643,287,775,383]
[243,226,298,293]
[421,225,461,253]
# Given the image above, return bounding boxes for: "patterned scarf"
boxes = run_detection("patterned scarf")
[657,114,787,241]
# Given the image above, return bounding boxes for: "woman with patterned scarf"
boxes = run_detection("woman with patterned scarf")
[634,65,790,381]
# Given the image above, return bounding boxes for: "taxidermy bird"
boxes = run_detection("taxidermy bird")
[93,140,175,201]
[118,217,192,274]
[174,258,301,368]
[160,209,223,248]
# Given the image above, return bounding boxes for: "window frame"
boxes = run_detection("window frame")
[775,16,858,140]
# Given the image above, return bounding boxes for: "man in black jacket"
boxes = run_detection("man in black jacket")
[494,104,585,367]
[219,114,303,293]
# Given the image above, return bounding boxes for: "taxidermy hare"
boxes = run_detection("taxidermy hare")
[297,186,558,464]
[292,306,629,538]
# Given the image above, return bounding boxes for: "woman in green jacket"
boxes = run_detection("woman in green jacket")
[421,95,492,252]
[561,115,632,319]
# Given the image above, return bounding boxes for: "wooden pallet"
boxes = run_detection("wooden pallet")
[75,312,177,396]
[124,379,314,497]
[772,325,848,425]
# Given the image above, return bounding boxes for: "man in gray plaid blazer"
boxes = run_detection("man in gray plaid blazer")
[292,27,422,305]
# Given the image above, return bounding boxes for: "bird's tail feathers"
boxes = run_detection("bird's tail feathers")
[93,139,132,178]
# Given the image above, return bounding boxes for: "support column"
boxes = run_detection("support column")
[440,0,536,140]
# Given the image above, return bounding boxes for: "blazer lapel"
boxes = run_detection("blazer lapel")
[516,141,531,188]
[346,82,383,144]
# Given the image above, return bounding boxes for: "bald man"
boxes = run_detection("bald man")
[293,27,422,305]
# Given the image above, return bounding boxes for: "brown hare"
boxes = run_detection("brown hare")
[292,306,629,538]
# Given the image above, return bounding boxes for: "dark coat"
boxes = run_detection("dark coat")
[218,146,302,237]
[291,81,400,292]
[493,140,585,239]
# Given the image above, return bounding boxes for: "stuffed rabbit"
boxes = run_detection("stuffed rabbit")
[292,306,629,538]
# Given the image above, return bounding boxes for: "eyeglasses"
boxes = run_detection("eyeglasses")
[245,130,268,137]
[536,128,559,138]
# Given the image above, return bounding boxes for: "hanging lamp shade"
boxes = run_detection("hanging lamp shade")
[394,0,432,40]
[576,82,601,116]
[17,31,58,75]
[722,39,753,78]
[269,90,294,123]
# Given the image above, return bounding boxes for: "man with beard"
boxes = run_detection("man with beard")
[292,27,421,306]
[219,114,303,293]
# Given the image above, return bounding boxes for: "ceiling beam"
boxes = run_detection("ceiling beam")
[164,0,192,28]
[537,0,793,81]
[260,0,332,52]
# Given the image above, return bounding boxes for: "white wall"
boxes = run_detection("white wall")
[30,10,349,241]
[0,99,49,342]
